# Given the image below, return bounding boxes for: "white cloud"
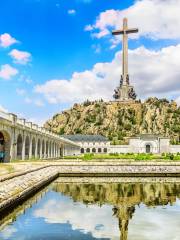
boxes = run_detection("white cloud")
[68,9,76,15]
[34,99,44,107]
[0,226,17,239]
[33,193,180,240]
[18,75,33,84]
[0,105,8,113]
[24,96,44,107]
[16,88,26,96]
[0,33,18,48]
[86,0,180,42]
[84,25,93,31]
[34,198,119,239]
[35,44,180,104]
[9,49,31,65]
[92,44,101,53]
[0,64,18,80]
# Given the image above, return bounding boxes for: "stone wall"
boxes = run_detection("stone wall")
[110,145,130,154]
[170,145,180,154]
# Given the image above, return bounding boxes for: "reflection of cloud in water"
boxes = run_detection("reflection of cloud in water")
[34,193,180,240]
[0,226,17,239]
[34,196,119,239]
[128,203,180,240]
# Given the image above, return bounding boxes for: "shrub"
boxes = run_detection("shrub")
[83,100,91,106]
[75,128,82,134]
[59,127,65,135]
[124,124,132,131]
[169,154,174,160]
[83,153,94,160]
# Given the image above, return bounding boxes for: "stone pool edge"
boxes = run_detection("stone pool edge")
[0,163,180,216]
[0,168,59,216]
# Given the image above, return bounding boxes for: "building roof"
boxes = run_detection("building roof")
[134,134,169,140]
[62,134,109,142]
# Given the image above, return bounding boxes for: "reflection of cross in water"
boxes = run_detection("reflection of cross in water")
[113,205,135,240]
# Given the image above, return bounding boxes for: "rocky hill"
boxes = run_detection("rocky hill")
[44,98,180,144]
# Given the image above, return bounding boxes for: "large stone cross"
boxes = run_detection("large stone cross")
[112,18,138,86]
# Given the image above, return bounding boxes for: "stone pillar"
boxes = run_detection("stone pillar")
[48,142,51,158]
[56,144,58,158]
[54,143,56,158]
[29,136,32,160]
[51,143,53,158]
[62,144,65,157]
[9,114,17,161]
[10,130,16,161]
[40,140,42,159]
[35,138,38,159]
[44,140,47,159]
[22,135,26,160]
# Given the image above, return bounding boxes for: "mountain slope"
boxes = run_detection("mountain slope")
[44,98,180,144]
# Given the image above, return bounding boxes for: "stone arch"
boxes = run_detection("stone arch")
[17,134,23,160]
[92,148,96,153]
[103,148,107,153]
[86,148,90,153]
[25,136,30,159]
[140,141,158,154]
[37,139,41,158]
[81,148,84,154]
[145,144,151,153]
[0,130,11,162]
[98,148,102,153]
[32,137,36,158]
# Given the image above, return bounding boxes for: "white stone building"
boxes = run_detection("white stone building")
[64,134,180,155]
[63,135,110,154]
[110,134,180,154]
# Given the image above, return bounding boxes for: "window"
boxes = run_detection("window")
[92,148,96,153]
[98,148,102,153]
[103,148,107,153]
[146,144,151,153]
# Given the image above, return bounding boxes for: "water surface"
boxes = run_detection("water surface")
[0,178,180,240]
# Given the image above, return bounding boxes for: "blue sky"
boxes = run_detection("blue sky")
[0,0,180,125]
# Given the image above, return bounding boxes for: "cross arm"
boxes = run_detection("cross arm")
[112,28,138,35]
[112,30,124,35]
[126,28,138,34]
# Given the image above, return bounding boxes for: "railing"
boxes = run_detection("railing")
[0,110,12,121]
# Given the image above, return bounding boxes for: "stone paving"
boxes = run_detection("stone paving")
[0,166,58,213]
[57,164,180,175]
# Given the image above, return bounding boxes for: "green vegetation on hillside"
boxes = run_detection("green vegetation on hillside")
[44,98,180,144]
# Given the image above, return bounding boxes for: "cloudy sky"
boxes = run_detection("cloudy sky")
[0,0,180,125]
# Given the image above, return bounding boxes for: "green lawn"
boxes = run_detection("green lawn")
[64,153,180,161]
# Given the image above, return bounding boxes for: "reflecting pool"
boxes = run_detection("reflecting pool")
[0,178,180,240]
